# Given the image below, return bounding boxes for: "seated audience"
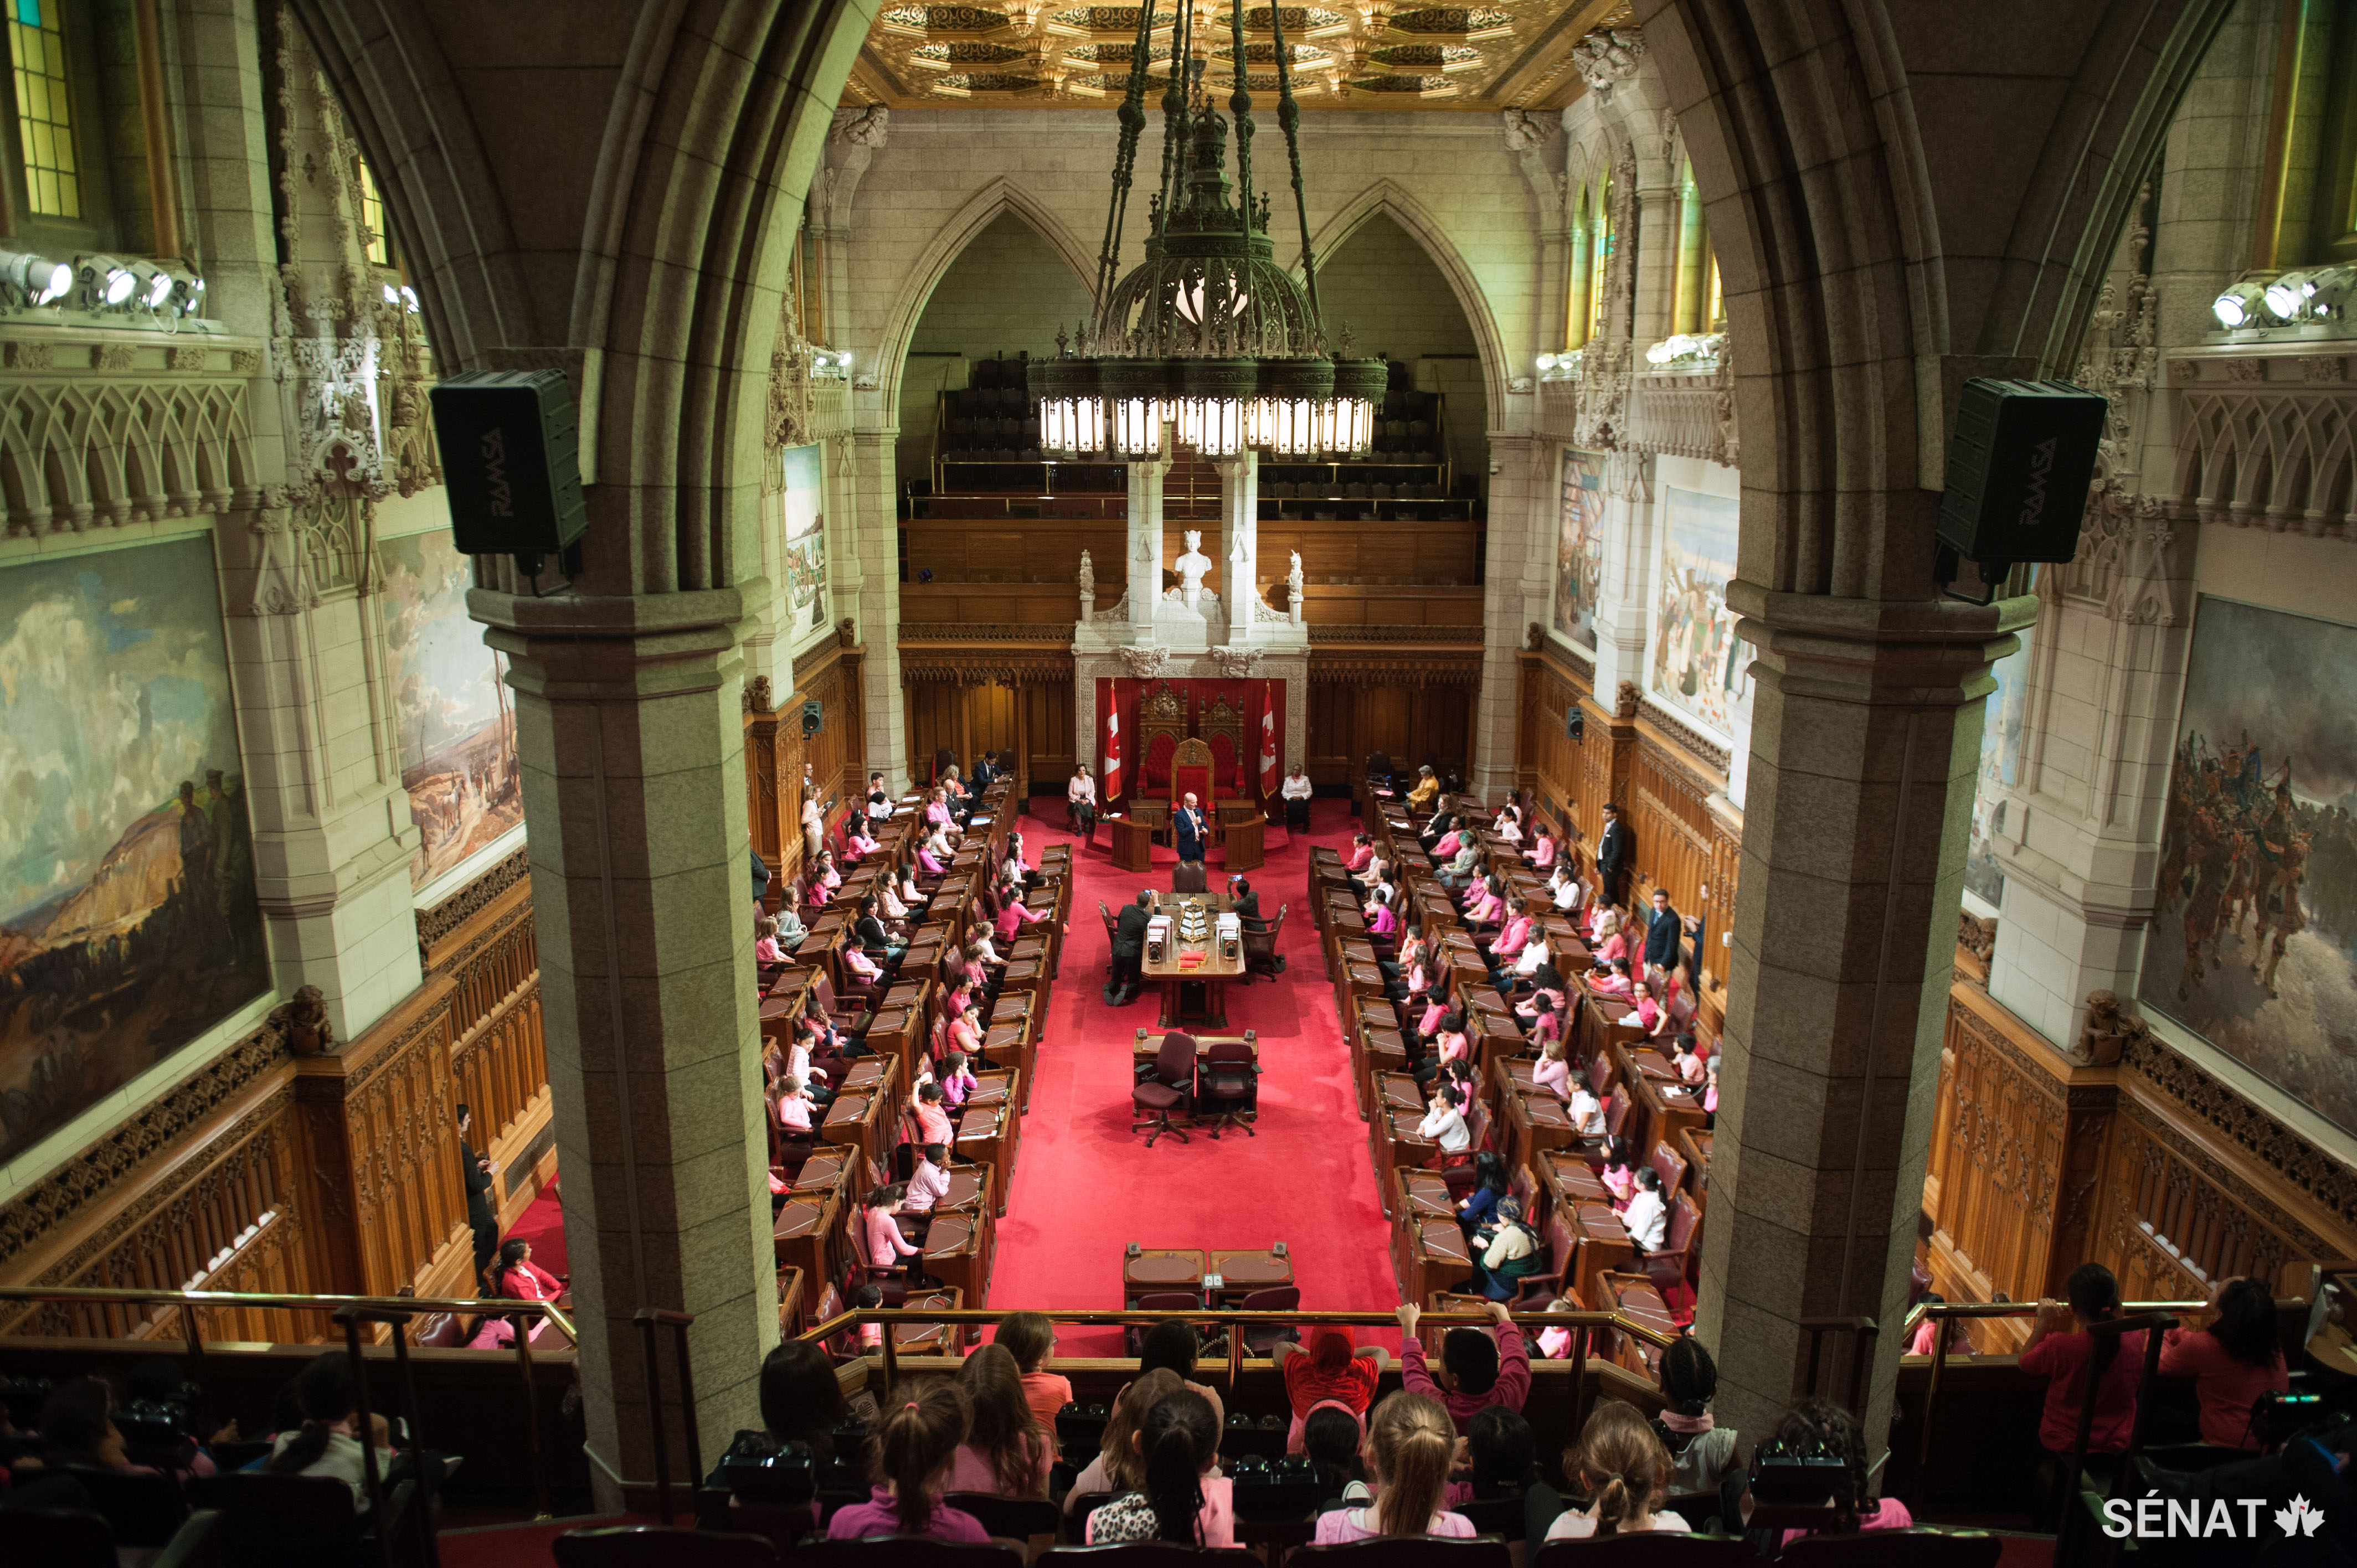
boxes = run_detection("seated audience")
[1767,1397,1912,1543]
[1137,1320,1228,1428]
[2158,1275,2289,1449]
[902,1143,953,1215]
[1397,1299,1529,1432]
[1303,1404,1371,1512]
[1623,1167,1670,1252]
[1085,1388,1234,1546]
[267,1353,398,1510]
[1275,1327,1390,1451]
[1543,1399,1689,1540]
[1418,1081,1471,1152]
[1653,1337,1740,1497]
[996,1311,1073,1431]
[1455,1151,1510,1234]
[1469,1198,1543,1301]
[1312,1391,1474,1541]
[860,1184,920,1274]
[1066,1369,1182,1512]
[2021,1262,2148,1460]
[1906,1292,1976,1359]
[493,1238,564,1302]
[1600,1138,1640,1204]
[708,1340,850,1489]
[945,1344,1051,1498]
[826,1381,990,1541]
[1451,1405,1540,1507]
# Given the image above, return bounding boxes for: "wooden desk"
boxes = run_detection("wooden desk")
[1595,1272,1675,1375]
[778,1266,806,1340]
[787,1146,855,1196]
[1394,1168,1456,1222]
[1540,1148,1611,1225]
[892,1287,967,1355]
[1399,1219,1473,1307]
[1222,815,1264,873]
[1108,816,1155,873]
[773,1186,842,1291]
[820,1060,900,1183]
[1565,1200,1636,1308]
[1208,1249,1293,1303]
[919,1212,994,1306]
[1124,1247,1207,1298]
[1140,892,1245,1030]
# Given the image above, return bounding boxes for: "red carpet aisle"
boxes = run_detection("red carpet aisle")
[986,799,1396,1348]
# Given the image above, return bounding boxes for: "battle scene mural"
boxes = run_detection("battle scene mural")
[1649,487,1749,735]
[378,529,522,889]
[1551,448,1606,653]
[2140,596,2357,1136]
[0,538,271,1163]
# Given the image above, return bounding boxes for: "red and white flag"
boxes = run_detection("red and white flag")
[1104,706,1123,801]
[1259,682,1279,796]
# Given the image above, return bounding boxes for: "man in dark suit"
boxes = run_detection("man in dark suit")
[1643,887,1682,973]
[1597,801,1631,907]
[1108,889,1154,1005]
[971,751,1001,790]
[457,1103,499,1285]
[1174,792,1207,864]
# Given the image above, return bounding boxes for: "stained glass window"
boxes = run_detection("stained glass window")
[10,0,79,220]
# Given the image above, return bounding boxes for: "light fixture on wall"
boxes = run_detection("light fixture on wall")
[164,269,207,316]
[75,255,139,309]
[1028,0,1383,461]
[0,247,72,306]
[2307,266,2357,322]
[2210,279,2271,329]
[811,348,854,380]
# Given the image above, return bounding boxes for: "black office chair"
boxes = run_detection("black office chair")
[1198,1037,1262,1138]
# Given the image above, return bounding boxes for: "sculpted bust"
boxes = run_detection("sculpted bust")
[1174,530,1213,609]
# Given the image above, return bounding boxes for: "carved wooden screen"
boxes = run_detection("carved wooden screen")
[1138,681,1187,787]
[1201,694,1245,790]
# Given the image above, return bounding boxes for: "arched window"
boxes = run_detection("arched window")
[355,153,392,266]
[9,0,79,219]
[1565,182,1593,351]
[1587,169,1615,343]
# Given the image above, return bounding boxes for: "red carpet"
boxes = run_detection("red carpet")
[506,1176,568,1277]
[985,799,1396,1352]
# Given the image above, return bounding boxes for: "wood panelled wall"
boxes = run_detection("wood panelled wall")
[1926,977,2357,1349]
[0,855,552,1343]
[1515,643,1742,992]
[748,636,869,895]
[899,626,1076,798]
[1304,636,1485,787]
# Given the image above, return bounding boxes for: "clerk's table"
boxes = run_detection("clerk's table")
[1138,891,1247,1030]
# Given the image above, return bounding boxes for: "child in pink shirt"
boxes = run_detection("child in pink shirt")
[755,915,786,964]
[860,1184,919,1270]
[903,1144,954,1214]
[937,1051,978,1108]
[845,945,881,983]
[773,1075,816,1132]
[913,1082,955,1147]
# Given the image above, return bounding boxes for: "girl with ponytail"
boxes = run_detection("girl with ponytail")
[1313,1391,1478,1542]
[826,1381,990,1541]
[1084,1388,1235,1546]
[1542,1399,1687,1540]
[2022,1261,2150,1458]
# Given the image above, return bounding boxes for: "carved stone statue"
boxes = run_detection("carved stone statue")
[276,984,335,1058]
[2068,989,2130,1068]
[1078,549,1095,599]
[1500,108,1546,154]
[1174,530,1213,610]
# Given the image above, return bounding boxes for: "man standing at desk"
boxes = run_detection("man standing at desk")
[1174,792,1207,865]
[1642,887,1682,972]
[1108,889,1152,1007]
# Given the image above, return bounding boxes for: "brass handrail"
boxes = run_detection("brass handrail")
[0,1282,574,1518]
[0,1284,577,1343]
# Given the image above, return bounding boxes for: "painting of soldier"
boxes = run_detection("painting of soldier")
[2140,596,2357,1137]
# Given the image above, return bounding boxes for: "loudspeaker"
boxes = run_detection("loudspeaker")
[1935,378,2106,574]
[801,700,822,737]
[429,370,589,569]
[1566,704,1585,743]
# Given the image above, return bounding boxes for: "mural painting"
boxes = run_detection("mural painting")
[2141,596,2357,1137]
[1551,448,1607,652]
[1965,618,2036,906]
[780,443,830,635]
[1649,487,1748,735]
[0,538,271,1163]
[378,530,522,888]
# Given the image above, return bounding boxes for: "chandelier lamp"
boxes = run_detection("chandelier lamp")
[1030,0,1385,460]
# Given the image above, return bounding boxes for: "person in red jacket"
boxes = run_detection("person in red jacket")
[492,1238,565,1303]
[2158,1275,2290,1448]
[1396,1299,1529,1434]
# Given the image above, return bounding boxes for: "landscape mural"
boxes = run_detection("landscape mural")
[780,443,829,635]
[0,537,271,1163]
[2140,596,2357,1137]
[1551,447,1607,652]
[378,530,522,889]
[1965,617,2036,906]
[1650,487,1748,734]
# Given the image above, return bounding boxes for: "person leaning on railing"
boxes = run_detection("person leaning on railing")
[2157,1275,2291,1449]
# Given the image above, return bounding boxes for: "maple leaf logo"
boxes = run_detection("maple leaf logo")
[2275,1497,2325,1537]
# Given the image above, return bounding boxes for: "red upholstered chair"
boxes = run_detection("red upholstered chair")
[1170,737,1217,815]
[1132,1031,1197,1146]
[1198,1037,1262,1138]
[1650,1141,1690,1198]
[1123,1291,1207,1356]
[1207,731,1239,792]
[1237,1285,1302,1355]
[1644,1192,1703,1297]
[1506,1215,1576,1310]
[1142,731,1178,789]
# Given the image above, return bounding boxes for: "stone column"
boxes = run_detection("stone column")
[1128,458,1167,636]
[1590,450,1657,704]
[1217,450,1259,642]
[1695,589,2030,1448]
[1632,172,1681,347]
[847,427,907,786]
[474,583,776,1511]
[1471,434,1552,796]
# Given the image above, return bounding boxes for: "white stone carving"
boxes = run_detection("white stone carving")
[1208,647,1264,677]
[1175,530,1213,609]
[1115,644,1170,679]
[1572,28,1645,100]
[1078,549,1095,598]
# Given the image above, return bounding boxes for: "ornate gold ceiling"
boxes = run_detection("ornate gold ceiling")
[848,0,1630,111]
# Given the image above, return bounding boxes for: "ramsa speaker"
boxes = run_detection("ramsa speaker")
[1935,378,2107,570]
[429,370,589,561]
[801,700,823,737]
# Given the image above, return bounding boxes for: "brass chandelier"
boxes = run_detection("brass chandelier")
[1028,0,1385,460]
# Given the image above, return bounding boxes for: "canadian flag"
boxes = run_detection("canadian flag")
[1104,705,1123,801]
[1259,682,1279,796]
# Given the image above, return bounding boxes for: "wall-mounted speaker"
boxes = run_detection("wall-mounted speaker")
[429,369,589,574]
[801,700,822,737]
[1566,705,1585,743]
[1935,378,2106,598]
